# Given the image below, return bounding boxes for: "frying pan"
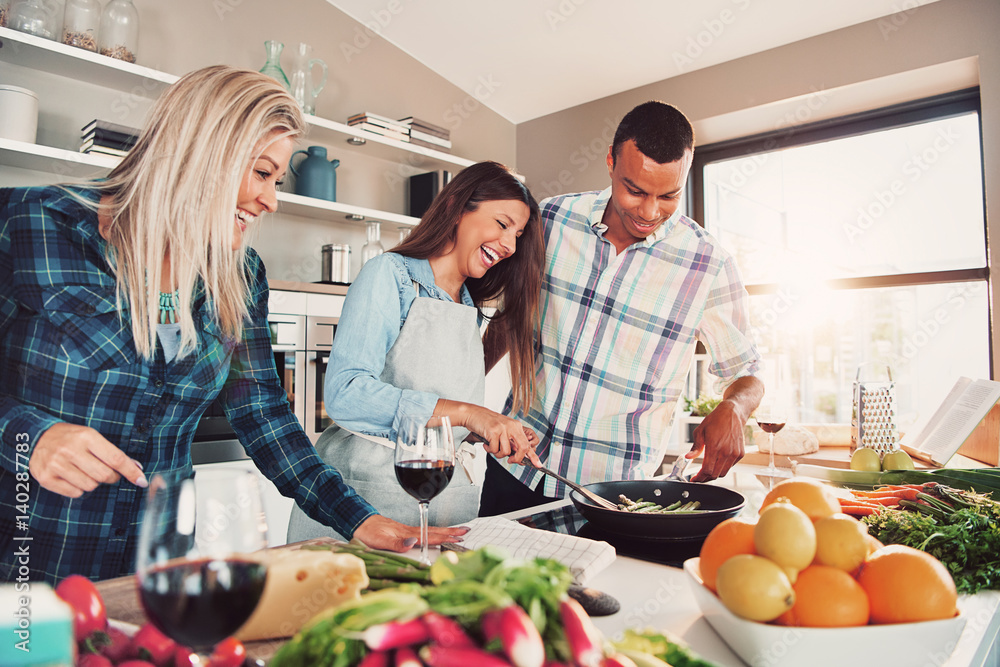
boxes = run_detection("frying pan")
[569,479,746,539]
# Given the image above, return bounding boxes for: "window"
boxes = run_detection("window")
[692,90,989,433]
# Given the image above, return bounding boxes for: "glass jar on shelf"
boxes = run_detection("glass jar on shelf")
[98,0,138,64]
[8,0,62,40]
[361,221,385,266]
[62,0,101,51]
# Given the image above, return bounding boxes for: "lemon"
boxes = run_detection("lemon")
[850,447,882,472]
[754,501,817,579]
[814,513,870,572]
[716,554,796,622]
[881,450,915,471]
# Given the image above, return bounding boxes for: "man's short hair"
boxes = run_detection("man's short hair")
[612,101,694,166]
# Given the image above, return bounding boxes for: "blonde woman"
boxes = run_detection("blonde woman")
[0,65,466,586]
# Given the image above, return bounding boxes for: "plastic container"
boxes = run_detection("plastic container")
[8,0,62,40]
[98,0,138,63]
[0,85,39,143]
[62,0,101,51]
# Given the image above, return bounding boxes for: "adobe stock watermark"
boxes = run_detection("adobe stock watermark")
[536,116,619,199]
[722,86,831,192]
[878,0,934,40]
[673,0,753,73]
[842,123,959,244]
[339,0,411,63]
[617,576,685,635]
[545,0,589,31]
[891,281,986,367]
[212,0,245,20]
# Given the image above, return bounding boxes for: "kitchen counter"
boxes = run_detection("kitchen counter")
[95,463,1000,666]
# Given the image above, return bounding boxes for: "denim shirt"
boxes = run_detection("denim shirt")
[324,253,480,443]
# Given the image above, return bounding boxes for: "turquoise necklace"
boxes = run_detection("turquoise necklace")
[159,289,180,324]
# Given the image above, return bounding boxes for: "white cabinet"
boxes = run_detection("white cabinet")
[0,26,476,227]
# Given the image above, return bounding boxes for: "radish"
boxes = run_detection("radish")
[362,617,430,650]
[421,611,475,648]
[481,605,545,667]
[358,651,390,667]
[395,647,423,667]
[559,597,604,667]
[419,645,515,666]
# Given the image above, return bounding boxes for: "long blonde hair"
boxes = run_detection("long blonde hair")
[97,65,305,359]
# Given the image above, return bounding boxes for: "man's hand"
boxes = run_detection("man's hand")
[687,375,764,482]
[29,423,148,498]
[352,514,470,552]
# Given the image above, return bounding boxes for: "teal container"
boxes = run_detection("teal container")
[289,145,339,201]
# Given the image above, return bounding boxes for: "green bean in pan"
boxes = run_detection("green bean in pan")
[617,494,705,513]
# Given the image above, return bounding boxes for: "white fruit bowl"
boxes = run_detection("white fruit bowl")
[683,557,966,667]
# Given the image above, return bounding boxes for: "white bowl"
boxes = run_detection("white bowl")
[683,557,966,667]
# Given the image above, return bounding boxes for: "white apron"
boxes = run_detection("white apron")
[287,286,485,542]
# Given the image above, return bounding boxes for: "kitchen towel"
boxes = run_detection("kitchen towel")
[454,516,616,584]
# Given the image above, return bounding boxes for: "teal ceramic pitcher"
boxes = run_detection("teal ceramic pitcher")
[289,146,339,201]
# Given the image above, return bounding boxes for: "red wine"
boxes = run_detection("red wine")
[395,459,455,502]
[758,421,786,434]
[139,558,266,650]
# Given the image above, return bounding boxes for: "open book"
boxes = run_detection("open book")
[901,377,1000,466]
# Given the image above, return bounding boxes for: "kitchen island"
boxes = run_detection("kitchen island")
[95,464,1000,666]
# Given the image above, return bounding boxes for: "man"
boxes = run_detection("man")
[480,101,763,516]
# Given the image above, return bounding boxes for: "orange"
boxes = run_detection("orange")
[699,516,757,591]
[760,478,841,521]
[776,565,869,627]
[857,545,958,624]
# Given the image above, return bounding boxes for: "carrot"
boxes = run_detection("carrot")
[840,505,881,516]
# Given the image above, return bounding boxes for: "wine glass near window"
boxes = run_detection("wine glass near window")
[394,414,456,566]
[136,468,269,663]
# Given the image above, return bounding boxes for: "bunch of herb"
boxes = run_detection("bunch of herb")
[862,490,1000,594]
[683,394,722,417]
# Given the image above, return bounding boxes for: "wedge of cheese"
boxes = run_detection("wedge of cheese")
[235,549,369,641]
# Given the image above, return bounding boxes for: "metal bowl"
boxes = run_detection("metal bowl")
[569,479,746,539]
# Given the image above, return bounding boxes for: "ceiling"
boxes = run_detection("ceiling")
[327,0,943,124]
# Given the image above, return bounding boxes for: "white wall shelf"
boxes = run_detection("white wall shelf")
[0,137,118,177]
[277,191,418,226]
[0,137,418,226]
[0,25,474,224]
[0,27,177,95]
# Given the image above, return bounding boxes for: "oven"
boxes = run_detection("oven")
[191,300,307,464]
[303,290,346,441]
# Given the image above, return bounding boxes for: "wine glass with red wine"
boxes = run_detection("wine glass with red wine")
[136,468,269,663]
[755,407,791,490]
[394,414,456,565]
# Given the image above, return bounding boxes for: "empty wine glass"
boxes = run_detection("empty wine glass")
[394,415,456,565]
[136,468,269,664]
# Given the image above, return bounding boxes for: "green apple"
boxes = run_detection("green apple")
[882,449,915,471]
[850,447,882,472]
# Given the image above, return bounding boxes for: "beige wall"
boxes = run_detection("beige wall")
[130,0,516,281]
[516,0,1000,377]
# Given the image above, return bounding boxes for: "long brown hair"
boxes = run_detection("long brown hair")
[393,161,543,413]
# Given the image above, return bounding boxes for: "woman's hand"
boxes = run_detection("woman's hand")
[353,514,470,552]
[29,423,148,498]
[460,405,542,467]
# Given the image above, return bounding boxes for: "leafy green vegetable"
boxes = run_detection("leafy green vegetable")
[614,628,719,667]
[683,394,722,417]
[863,492,1000,594]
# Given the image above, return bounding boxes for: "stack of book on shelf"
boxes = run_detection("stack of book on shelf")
[79,120,140,158]
[347,112,411,142]
[398,116,451,151]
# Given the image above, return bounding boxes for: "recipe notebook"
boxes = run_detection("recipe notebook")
[901,377,1000,466]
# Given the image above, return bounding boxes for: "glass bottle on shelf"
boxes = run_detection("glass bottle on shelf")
[62,0,101,51]
[259,40,290,90]
[8,0,61,40]
[98,0,139,64]
[397,226,412,245]
[361,221,385,266]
